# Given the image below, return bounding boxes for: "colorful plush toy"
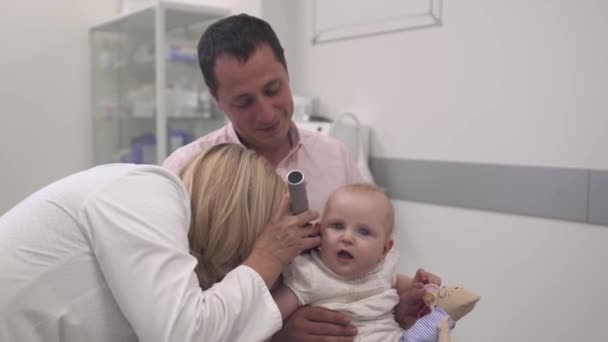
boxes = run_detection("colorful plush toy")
[400,285,480,342]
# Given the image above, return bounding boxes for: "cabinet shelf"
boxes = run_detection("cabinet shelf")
[94,113,222,120]
[91,1,224,33]
[91,2,229,165]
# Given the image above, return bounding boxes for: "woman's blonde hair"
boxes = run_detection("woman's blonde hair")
[179,143,286,289]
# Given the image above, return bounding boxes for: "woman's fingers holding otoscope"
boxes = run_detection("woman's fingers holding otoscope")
[301,234,321,251]
[299,222,321,238]
[294,209,318,227]
[272,192,318,225]
[294,221,321,252]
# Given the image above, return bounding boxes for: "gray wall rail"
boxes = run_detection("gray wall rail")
[371,158,607,226]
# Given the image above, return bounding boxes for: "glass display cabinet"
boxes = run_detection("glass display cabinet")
[90,1,229,165]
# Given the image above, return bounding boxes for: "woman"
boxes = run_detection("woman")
[0,144,320,342]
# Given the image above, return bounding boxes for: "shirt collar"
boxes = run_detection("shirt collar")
[225,122,243,145]
[285,122,302,158]
[226,121,303,162]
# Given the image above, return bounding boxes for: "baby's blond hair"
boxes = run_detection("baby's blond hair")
[324,183,394,236]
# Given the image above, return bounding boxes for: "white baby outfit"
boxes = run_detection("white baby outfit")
[283,249,403,341]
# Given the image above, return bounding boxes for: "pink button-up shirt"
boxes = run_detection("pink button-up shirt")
[162,123,363,214]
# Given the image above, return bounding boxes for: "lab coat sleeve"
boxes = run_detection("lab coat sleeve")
[78,167,282,342]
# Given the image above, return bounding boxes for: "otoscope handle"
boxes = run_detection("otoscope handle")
[287,170,309,215]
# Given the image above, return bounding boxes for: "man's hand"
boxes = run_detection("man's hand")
[394,282,428,329]
[271,306,357,342]
[395,269,442,329]
[412,268,441,287]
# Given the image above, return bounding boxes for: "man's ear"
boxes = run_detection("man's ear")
[214,96,225,111]
[383,239,394,257]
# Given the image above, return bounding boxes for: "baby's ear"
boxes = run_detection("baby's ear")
[383,239,394,257]
[314,222,322,234]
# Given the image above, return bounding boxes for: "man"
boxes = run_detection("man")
[163,13,436,341]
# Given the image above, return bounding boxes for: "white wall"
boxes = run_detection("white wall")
[393,202,607,341]
[0,0,265,215]
[266,1,608,341]
[0,1,120,213]
[288,0,608,169]
[261,0,300,84]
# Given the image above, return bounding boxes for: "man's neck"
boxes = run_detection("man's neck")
[254,137,292,168]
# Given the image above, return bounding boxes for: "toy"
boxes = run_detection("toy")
[400,285,480,342]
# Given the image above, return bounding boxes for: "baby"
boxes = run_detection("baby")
[273,183,436,341]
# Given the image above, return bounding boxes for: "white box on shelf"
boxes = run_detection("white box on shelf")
[292,95,318,122]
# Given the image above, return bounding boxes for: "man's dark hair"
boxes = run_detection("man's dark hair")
[198,14,287,97]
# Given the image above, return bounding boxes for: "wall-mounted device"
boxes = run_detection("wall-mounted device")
[295,113,374,183]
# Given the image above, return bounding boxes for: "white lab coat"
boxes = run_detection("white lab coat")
[0,164,282,342]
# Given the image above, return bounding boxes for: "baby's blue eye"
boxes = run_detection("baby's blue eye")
[332,223,344,230]
[358,227,370,236]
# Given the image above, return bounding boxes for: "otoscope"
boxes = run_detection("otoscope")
[287,170,318,247]
[286,170,309,214]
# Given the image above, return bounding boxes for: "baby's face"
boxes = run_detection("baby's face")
[319,190,393,279]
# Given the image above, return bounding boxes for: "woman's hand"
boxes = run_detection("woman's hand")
[243,194,320,287]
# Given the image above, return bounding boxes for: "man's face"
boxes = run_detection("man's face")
[319,191,393,279]
[213,44,293,150]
